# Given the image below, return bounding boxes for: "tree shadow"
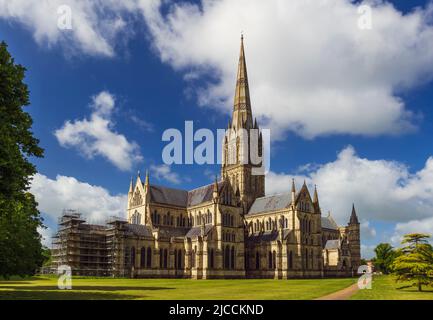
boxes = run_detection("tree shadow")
[0,290,141,300]
[0,285,175,291]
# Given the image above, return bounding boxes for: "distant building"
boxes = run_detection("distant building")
[52,37,361,279]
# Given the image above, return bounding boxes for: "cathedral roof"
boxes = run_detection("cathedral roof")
[321,216,339,230]
[246,193,292,215]
[185,225,214,239]
[147,181,225,208]
[125,224,153,237]
[187,182,224,207]
[324,239,341,250]
[247,229,293,242]
[148,185,188,207]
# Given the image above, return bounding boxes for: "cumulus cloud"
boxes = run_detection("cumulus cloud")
[266,145,433,245]
[139,0,433,138]
[37,226,53,248]
[150,164,184,185]
[55,91,143,171]
[3,1,433,138]
[0,0,135,57]
[31,173,127,223]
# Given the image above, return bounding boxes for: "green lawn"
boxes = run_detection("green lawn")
[0,276,355,300]
[351,275,433,300]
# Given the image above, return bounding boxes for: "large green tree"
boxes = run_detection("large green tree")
[0,41,45,278]
[373,243,398,274]
[392,233,433,292]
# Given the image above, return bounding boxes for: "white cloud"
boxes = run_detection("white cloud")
[31,173,127,223]
[361,244,376,260]
[150,164,183,185]
[4,1,433,138]
[37,226,53,248]
[0,0,135,57]
[55,91,143,171]
[391,217,433,246]
[267,146,433,224]
[266,146,433,245]
[138,0,433,138]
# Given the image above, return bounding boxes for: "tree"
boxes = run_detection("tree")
[373,243,397,274]
[0,41,44,278]
[392,233,433,292]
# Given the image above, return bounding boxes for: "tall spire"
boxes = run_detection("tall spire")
[232,34,253,129]
[313,185,319,203]
[129,177,133,193]
[349,203,359,225]
[291,178,296,204]
[145,169,149,186]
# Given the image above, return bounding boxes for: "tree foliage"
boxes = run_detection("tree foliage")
[0,41,44,278]
[373,243,398,274]
[392,233,433,292]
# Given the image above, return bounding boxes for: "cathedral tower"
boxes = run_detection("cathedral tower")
[221,35,265,213]
[348,204,361,271]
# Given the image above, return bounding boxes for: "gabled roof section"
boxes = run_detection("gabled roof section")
[247,193,292,215]
[187,181,224,207]
[146,181,225,208]
[125,224,153,237]
[294,182,313,205]
[185,225,214,239]
[325,239,341,250]
[321,216,339,230]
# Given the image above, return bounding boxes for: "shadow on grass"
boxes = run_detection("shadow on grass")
[0,290,141,300]
[0,285,175,291]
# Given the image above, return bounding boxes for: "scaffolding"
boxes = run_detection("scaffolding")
[51,210,112,276]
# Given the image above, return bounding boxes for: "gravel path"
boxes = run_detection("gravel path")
[315,282,359,300]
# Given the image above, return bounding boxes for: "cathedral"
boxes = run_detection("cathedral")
[52,37,361,279]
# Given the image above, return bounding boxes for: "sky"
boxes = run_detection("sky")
[1,0,433,258]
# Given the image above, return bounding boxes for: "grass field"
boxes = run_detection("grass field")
[0,276,356,300]
[351,275,433,300]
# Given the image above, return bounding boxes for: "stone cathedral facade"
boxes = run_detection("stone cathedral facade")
[52,37,361,279]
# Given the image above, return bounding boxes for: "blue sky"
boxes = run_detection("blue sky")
[1,0,433,258]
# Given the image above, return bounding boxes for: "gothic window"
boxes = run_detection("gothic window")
[305,248,308,269]
[147,247,152,268]
[177,250,182,269]
[140,247,146,268]
[266,221,269,230]
[157,214,161,225]
[124,246,130,267]
[164,249,168,268]
[231,247,235,269]
[273,250,277,269]
[163,215,167,225]
[224,245,230,270]
[131,247,136,268]
[268,251,272,269]
[288,251,293,269]
[131,190,143,207]
[174,249,178,270]
[176,217,179,226]
[284,218,288,229]
[171,216,174,226]
[256,251,260,270]
[159,249,163,268]
[209,249,215,269]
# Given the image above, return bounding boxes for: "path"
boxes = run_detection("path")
[315,282,359,300]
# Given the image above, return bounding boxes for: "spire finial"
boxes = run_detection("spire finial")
[313,184,319,204]
[145,169,149,185]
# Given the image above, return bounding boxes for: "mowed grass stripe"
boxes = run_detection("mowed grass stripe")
[0,276,355,300]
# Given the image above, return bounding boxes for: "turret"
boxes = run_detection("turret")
[291,178,296,205]
[347,204,361,272]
